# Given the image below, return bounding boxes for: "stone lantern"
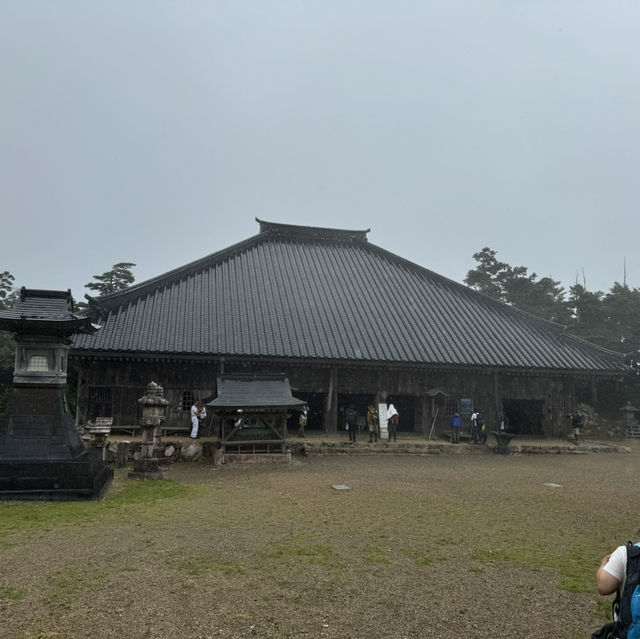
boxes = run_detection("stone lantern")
[85,417,113,460]
[0,288,112,500]
[128,381,168,480]
[619,402,640,438]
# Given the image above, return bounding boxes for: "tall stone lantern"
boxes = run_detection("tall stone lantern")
[0,288,112,500]
[128,381,168,480]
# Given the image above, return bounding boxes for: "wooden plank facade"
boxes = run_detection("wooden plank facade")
[73,355,596,438]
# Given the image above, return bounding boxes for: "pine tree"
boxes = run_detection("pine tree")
[85,262,136,296]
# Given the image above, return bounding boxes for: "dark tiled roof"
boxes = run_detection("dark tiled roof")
[72,221,626,373]
[0,288,96,334]
[208,376,305,408]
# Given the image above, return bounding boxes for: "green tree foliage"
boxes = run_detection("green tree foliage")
[463,247,508,300]
[602,284,640,353]
[0,271,18,394]
[567,285,609,345]
[464,248,570,324]
[84,262,136,296]
[0,271,16,309]
[467,249,640,356]
[466,250,640,411]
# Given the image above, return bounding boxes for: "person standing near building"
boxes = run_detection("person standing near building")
[346,405,358,443]
[476,412,487,444]
[387,403,399,442]
[451,412,463,443]
[571,411,583,445]
[367,404,379,443]
[470,410,479,444]
[298,405,309,437]
[190,400,202,439]
[197,401,207,437]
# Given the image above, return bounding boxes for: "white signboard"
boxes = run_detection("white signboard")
[378,403,389,440]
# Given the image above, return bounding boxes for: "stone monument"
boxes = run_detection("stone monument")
[128,381,168,480]
[0,288,113,500]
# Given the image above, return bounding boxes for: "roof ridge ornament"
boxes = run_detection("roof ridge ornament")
[255,218,369,243]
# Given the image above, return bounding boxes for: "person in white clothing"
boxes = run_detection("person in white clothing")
[470,411,479,444]
[597,543,640,595]
[387,403,399,442]
[190,401,202,439]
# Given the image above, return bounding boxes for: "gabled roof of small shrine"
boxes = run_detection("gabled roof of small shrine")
[72,220,627,373]
[208,375,305,409]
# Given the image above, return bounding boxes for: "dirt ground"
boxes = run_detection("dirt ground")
[0,443,638,639]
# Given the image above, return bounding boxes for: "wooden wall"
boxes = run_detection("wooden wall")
[72,355,584,438]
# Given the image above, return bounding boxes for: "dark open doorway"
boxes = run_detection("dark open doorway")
[336,393,417,432]
[286,391,325,432]
[338,393,374,432]
[502,399,544,435]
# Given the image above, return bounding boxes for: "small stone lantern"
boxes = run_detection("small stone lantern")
[620,402,640,438]
[85,417,113,460]
[128,381,168,480]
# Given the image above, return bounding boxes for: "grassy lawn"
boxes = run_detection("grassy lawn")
[0,447,637,638]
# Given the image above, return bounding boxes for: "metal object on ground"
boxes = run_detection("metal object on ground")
[491,430,517,455]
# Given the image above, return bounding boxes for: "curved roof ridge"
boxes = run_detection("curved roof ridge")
[256,218,370,242]
[564,331,632,357]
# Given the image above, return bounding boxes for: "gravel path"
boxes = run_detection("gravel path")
[0,446,636,639]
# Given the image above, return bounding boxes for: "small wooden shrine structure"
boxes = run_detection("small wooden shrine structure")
[208,374,304,460]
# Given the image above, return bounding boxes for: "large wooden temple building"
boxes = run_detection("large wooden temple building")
[70,220,627,438]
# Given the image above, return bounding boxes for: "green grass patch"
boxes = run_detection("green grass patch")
[596,598,614,621]
[45,569,107,613]
[269,542,341,568]
[0,585,24,601]
[402,548,435,568]
[472,544,594,594]
[173,556,247,577]
[0,479,207,545]
[363,546,390,564]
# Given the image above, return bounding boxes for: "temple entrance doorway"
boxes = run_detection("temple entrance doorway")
[286,392,325,432]
[502,399,544,435]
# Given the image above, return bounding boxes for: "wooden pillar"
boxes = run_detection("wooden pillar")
[74,362,88,428]
[419,394,429,435]
[493,371,501,428]
[324,367,338,433]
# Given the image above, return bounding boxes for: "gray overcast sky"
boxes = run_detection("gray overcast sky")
[2,1,639,302]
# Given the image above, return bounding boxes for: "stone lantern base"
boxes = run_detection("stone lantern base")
[0,386,113,501]
[128,456,163,480]
[0,458,113,501]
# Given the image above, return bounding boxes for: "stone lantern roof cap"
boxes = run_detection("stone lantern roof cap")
[0,288,98,336]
